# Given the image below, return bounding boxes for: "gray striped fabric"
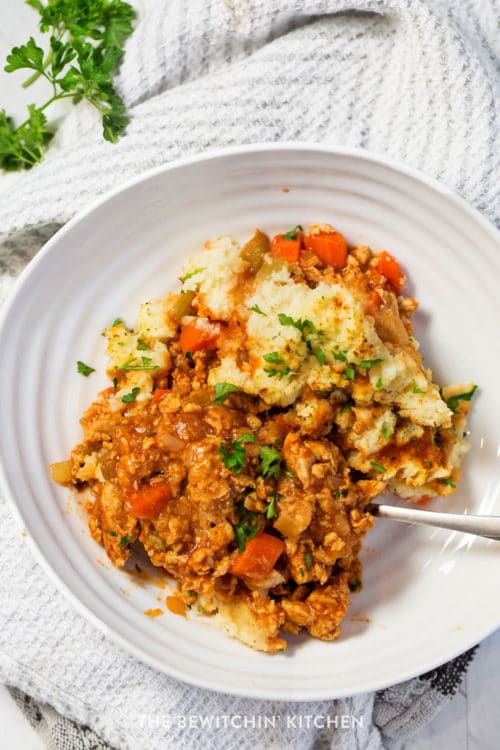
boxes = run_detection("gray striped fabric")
[0,1,498,749]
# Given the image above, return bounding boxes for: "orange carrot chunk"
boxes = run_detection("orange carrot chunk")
[377,251,406,295]
[230,533,285,577]
[151,389,169,405]
[304,231,347,268]
[179,321,219,354]
[270,235,302,262]
[126,482,172,519]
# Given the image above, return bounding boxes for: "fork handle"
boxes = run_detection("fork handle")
[368,503,500,541]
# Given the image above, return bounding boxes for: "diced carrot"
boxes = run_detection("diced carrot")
[363,290,382,316]
[151,389,169,405]
[179,321,219,354]
[270,235,301,263]
[230,533,285,577]
[126,482,172,519]
[415,495,433,506]
[377,251,405,295]
[304,231,347,268]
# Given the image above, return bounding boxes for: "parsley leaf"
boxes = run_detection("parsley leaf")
[375,377,383,389]
[121,386,140,403]
[119,534,133,548]
[441,477,456,488]
[412,380,425,394]
[446,385,477,412]
[137,340,149,350]
[213,382,238,405]
[259,446,281,480]
[381,427,393,440]
[349,579,361,592]
[233,504,258,552]
[219,433,256,475]
[117,357,159,371]
[278,313,314,337]
[76,360,95,376]
[112,317,124,326]
[248,304,267,316]
[370,460,386,474]
[265,493,279,519]
[357,358,384,369]
[282,225,303,240]
[304,552,312,570]
[181,267,206,283]
[263,351,285,365]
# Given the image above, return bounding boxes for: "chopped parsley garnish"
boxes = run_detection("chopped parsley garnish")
[375,377,383,389]
[446,385,477,413]
[117,357,159,371]
[121,387,140,403]
[283,468,295,479]
[423,460,433,468]
[112,318,124,326]
[357,358,384,369]
[105,529,117,537]
[76,360,95,377]
[263,351,285,365]
[349,579,361,592]
[282,224,303,240]
[333,350,354,380]
[278,313,314,337]
[370,460,386,474]
[412,380,425,394]
[341,402,353,413]
[264,366,292,379]
[277,314,326,369]
[344,365,355,381]
[299,567,305,577]
[304,552,312,570]
[441,477,456,488]
[119,535,133,548]
[248,304,267,316]
[219,433,256,475]
[313,348,326,365]
[112,377,118,390]
[265,494,279,519]
[213,382,238,405]
[233,504,259,552]
[263,352,292,378]
[181,267,206,283]
[381,427,393,440]
[137,340,149,350]
[185,351,193,359]
[259,446,282,480]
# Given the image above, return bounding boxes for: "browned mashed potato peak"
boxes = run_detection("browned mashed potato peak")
[52,224,476,652]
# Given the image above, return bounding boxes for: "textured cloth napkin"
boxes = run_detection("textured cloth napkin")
[0,1,498,748]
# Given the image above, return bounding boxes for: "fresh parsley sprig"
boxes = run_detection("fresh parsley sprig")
[446,385,477,412]
[0,0,136,171]
[213,382,238,405]
[219,433,256,475]
[259,445,282,480]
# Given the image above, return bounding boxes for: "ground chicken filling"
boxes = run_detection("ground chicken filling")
[51,224,476,653]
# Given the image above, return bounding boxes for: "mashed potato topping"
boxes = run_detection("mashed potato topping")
[52,224,476,652]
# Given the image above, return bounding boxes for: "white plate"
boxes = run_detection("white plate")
[1,144,499,701]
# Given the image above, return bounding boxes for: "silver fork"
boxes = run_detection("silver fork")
[368,503,500,541]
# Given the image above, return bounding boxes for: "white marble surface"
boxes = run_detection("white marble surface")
[1,2,500,749]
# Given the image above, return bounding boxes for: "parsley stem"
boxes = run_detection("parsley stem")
[22,49,53,89]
